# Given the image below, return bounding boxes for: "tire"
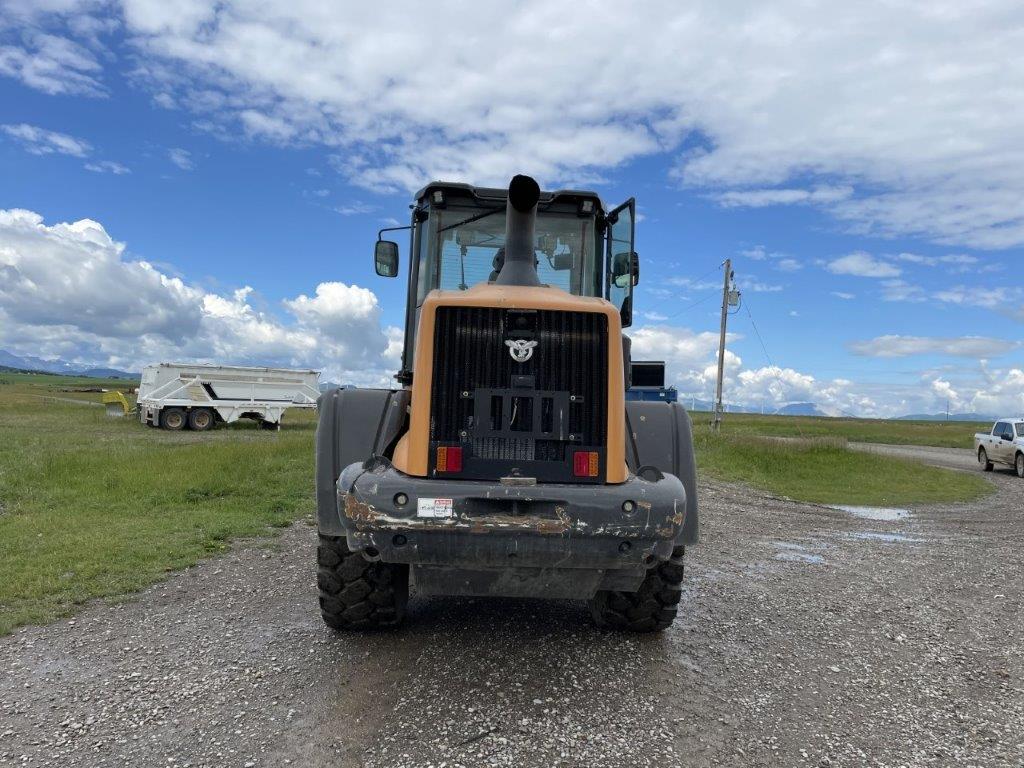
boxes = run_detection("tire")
[259,419,279,431]
[188,408,215,431]
[161,407,186,431]
[589,546,685,632]
[979,448,994,472]
[1016,452,1024,479]
[317,535,409,630]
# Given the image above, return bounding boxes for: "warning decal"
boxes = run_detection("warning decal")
[416,497,454,518]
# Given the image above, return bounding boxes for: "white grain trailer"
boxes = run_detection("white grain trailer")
[137,363,320,431]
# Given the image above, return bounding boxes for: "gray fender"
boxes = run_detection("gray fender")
[315,387,410,535]
[624,401,699,544]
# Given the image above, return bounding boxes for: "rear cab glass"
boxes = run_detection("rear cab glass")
[1016,423,1024,438]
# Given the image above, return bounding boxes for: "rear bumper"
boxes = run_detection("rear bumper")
[325,459,690,598]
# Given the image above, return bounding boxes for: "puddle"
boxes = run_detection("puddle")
[830,505,910,521]
[848,532,923,544]
[772,541,826,564]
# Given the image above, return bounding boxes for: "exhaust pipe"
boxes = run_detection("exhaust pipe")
[495,174,541,287]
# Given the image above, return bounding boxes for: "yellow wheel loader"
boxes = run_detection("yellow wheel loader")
[315,175,698,631]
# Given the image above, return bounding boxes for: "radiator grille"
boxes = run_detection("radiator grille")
[430,306,608,479]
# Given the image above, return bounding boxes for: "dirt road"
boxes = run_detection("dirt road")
[2,473,1022,767]
[850,442,983,473]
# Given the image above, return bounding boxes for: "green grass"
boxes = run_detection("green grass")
[0,373,316,635]
[693,428,991,506]
[690,410,988,449]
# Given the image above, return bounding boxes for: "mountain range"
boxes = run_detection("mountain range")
[0,350,138,379]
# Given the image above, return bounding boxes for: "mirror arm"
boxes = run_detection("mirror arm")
[377,224,412,241]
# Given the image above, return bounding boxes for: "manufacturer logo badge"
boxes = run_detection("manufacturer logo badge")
[505,339,538,363]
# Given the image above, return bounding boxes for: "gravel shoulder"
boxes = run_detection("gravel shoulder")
[2,472,1022,768]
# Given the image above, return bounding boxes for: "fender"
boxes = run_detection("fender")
[625,401,699,544]
[315,387,409,534]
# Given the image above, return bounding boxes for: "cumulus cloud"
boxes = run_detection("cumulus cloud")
[1,122,92,156]
[826,252,901,279]
[0,207,398,385]
[849,335,1019,359]
[6,1,1022,247]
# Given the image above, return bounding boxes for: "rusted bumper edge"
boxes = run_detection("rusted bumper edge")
[323,458,689,575]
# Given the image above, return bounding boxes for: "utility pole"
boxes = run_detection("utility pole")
[713,259,736,431]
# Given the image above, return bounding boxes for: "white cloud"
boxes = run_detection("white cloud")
[831,291,856,300]
[933,285,1012,310]
[774,258,801,272]
[0,29,106,96]
[3,0,1012,247]
[84,159,130,174]
[1,122,92,156]
[715,185,852,208]
[880,279,927,303]
[167,147,193,170]
[826,252,901,278]
[335,202,375,216]
[849,335,1018,359]
[0,207,398,385]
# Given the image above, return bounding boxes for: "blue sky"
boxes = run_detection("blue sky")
[1,0,1022,417]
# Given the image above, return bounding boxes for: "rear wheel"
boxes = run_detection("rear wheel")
[317,535,409,630]
[188,407,215,431]
[161,407,186,431]
[979,447,994,472]
[1016,453,1023,479]
[589,546,685,632]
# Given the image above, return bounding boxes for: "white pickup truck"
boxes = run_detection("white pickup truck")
[974,418,1024,478]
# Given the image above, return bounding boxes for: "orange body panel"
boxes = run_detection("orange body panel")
[391,283,628,483]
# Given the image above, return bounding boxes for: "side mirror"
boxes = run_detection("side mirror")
[374,241,399,277]
[1002,432,1013,441]
[631,251,640,286]
[611,251,632,289]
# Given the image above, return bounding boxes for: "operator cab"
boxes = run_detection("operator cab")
[374,181,638,383]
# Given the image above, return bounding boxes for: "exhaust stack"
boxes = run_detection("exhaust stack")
[495,174,542,287]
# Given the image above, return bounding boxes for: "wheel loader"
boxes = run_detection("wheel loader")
[315,175,698,631]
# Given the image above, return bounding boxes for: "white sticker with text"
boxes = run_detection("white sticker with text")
[417,497,454,518]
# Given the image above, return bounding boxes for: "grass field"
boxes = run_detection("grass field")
[0,372,316,635]
[692,428,991,506]
[0,372,994,635]
[690,410,989,449]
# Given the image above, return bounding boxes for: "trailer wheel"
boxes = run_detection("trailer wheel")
[589,546,685,632]
[317,535,409,630]
[188,408,215,431]
[161,408,187,431]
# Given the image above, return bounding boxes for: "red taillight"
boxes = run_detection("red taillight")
[436,446,463,473]
[573,451,599,477]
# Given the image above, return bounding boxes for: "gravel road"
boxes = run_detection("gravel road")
[850,442,983,473]
[2,472,1022,768]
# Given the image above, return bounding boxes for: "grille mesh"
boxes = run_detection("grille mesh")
[430,307,608,461]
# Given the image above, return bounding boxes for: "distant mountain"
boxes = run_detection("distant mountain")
[773,402,828,417]
[0,350,137,379]
[896,412,995,422]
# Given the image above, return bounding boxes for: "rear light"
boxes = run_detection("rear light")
[573,451,599,477]
[436,446,463,473]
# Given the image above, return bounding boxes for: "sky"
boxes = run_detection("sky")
[1,0,1022,417]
